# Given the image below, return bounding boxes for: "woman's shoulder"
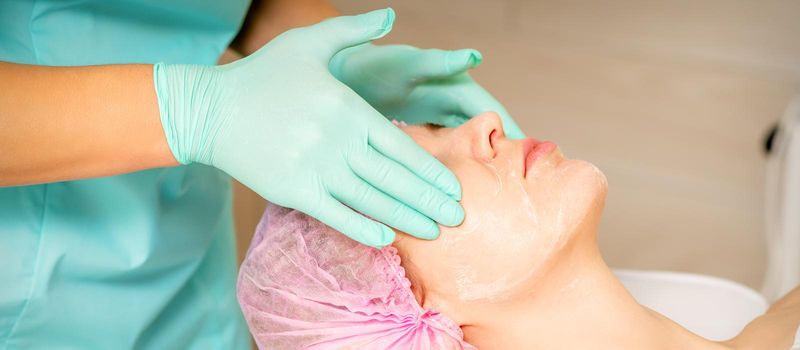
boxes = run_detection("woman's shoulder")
[724,286,800,350]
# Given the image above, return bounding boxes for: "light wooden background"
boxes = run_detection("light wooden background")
[234,0,800,289]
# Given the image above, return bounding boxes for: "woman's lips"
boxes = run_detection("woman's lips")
[522,138,557,176]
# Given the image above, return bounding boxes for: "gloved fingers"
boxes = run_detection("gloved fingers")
[388,85,469,126]
[419,77,527,139]
[439,114,471,128]
[310,195,396,248]
[411,48,482,81]
[329,174,440,240]
[456,84,525,139]
[299,8,396,60]
[350,147,464,228]
[367,117,464,204]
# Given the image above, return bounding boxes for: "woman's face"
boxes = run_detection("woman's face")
[393,112,608,311]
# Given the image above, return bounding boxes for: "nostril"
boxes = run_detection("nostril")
[488,129,499,159]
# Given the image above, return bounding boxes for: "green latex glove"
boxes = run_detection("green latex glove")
[330,44,525,139]
[154,8,465,247]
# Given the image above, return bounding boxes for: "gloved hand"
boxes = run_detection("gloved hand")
[154,8,464,248]
[330,43,525,139]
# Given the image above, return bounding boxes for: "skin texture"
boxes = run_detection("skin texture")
[392,112,800,349]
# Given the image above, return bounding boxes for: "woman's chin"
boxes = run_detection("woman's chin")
[523,158,607,246]
[550,159,608,241]
[557,158,608,199]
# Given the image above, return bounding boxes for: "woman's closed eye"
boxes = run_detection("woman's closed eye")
[421,122,445,132]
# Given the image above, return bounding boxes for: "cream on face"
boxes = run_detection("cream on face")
[393,113,608,307]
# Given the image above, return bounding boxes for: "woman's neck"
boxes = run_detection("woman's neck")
[459,235,729,350]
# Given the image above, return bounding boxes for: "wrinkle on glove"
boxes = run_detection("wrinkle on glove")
[237,205,476,350]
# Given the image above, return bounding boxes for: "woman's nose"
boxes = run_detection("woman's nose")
[468,112,505,161]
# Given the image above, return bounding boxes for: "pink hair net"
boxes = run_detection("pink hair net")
[237,204,475,349]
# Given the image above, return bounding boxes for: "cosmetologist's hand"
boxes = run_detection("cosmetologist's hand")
[154,9,464,247]
[330,43,525,139]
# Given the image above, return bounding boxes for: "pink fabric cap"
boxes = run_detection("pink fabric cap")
[237,205,475,349]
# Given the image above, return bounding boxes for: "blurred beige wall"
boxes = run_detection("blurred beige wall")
[234,0,800,288]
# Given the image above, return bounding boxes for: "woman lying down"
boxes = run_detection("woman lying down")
[237,112,800,349]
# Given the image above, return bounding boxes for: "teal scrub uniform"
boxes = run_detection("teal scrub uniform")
[0,1,252,348]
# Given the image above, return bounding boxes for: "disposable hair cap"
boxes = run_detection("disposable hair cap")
[237,204,475,349]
